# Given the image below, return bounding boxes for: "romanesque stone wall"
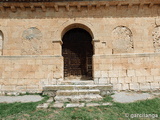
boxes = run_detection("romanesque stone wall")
[0,56,63,95]
[93,54,160,91]
[0,4,160,93]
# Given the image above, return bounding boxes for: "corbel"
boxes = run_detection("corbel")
[77,4,81,12]
[54,4,59,12]
[117,3,121,10]
[20,5,26,11]
[96,4,100,9]
[11,6,16,12]
[128,3,133,9]
[87,4,92,10]
[41,5,46,12]
[65,4,69,12]
[105,3,109,10]
[31,5,35,11]
[149,3,154,8]
[0,5,4,12]
[139,3,144,9]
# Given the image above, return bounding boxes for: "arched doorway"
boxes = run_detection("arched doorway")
[62,28,93,80]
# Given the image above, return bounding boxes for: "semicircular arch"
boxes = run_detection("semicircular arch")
[53,20,97,41]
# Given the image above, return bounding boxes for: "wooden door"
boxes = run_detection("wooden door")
[62,28,93,80]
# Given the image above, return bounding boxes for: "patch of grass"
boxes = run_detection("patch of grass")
[0,96,160,120]
[0,95,49,119]
[102,95,113,103]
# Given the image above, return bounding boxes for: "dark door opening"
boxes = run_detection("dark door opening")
[62,28,93,80]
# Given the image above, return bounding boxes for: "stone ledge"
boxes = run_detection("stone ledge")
[0,55,62,58]
[93,53,160,58]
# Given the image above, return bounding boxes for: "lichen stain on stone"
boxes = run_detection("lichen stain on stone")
[22,27,42,55]
[152,26,160,52]
[112,26,133,54]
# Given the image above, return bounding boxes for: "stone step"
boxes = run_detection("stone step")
[54,94,103,103]
[61,80,95,85]
[44,84,112,91]
[43,84,113,97]
[56,89,100,96]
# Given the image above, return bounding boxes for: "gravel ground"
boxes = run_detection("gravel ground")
[0,92,159,103]
[111,92,159,103]
[0,95,43,103]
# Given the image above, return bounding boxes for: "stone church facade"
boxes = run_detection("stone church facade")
[0,0,160,94]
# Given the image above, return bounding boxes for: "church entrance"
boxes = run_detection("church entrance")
[62,28,93,80]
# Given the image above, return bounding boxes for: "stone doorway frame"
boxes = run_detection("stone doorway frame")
[62,27,93,80]
[52,21,100,81]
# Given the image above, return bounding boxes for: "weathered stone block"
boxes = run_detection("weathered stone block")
[112,83,122,90]
[86,103,100,107]
[122,83,129,90]
[153,76,160,82]
[129,83,140,90]
[117,77,125,84]
[98,78,108,84]
[35,72,45,79]
[110,77,118,84]
[127,70,135,77]
[118,70,127,77]
[26,85,39,91]
[124,77,132,83]
[151,69,160,76]
[145,76,153,83]
[51,103,64,108]
[135,69,150,77]
[1,85,16,91]
[66,103,85,108]
[131,77,138,82]
[16,86,27,91]
[109,71,119,77]
[150,82,159,90]
[94,71,101,78]
[46,97,53,103]
[101,71,108,77]
[94,78,99,84]
[139,83,151,91]
[37,103,49,109]
[102,102,112,106]
[137,76,146,83]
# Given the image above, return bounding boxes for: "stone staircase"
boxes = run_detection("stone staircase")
[43,80,113,103]
[55,89,102,103]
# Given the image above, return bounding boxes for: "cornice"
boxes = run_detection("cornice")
[0,0,159,12]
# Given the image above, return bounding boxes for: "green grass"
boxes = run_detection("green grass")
[0,94,49,119]
[0,95,160,120]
